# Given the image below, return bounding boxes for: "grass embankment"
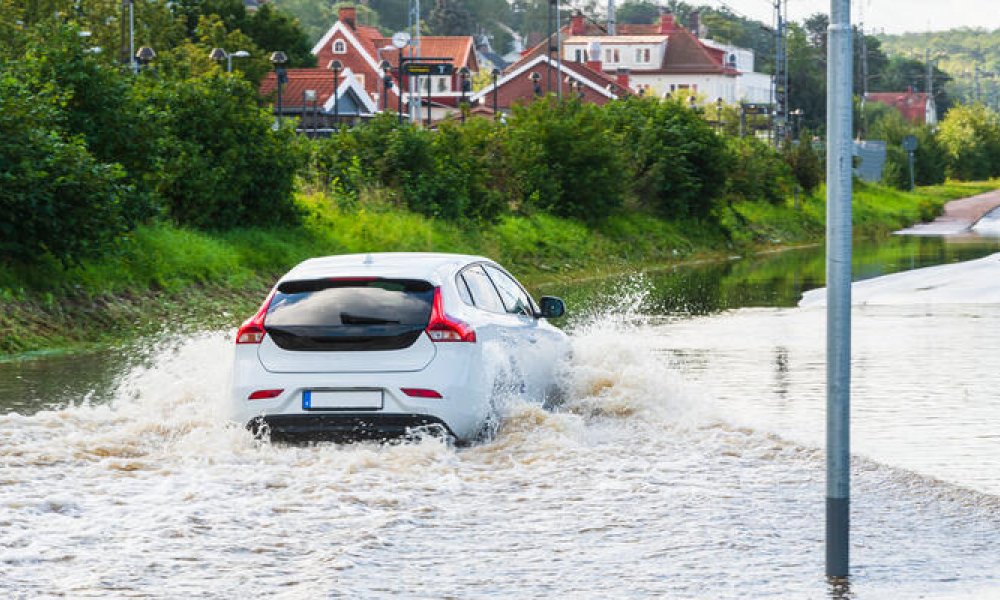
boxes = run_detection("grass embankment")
[1,180,997,358]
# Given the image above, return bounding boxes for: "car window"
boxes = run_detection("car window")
[484,265,533,317]
[460,266,506,314]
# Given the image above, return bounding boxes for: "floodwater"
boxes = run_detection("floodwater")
[3,236,1000,598]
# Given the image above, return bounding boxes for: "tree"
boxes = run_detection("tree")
[0,63,136,264]
[617,0,660,26]
[937,103,1000,180]
[428,0,474,36]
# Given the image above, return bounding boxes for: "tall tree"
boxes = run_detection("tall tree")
[428,0,473,36]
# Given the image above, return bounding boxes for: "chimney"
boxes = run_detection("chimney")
[616,67,630,91]
[690,10,700,38]
[571,12,586,36]
[586,40,603,72]
[607,0,616,36]
[339,6,357,30]
[659,12,676,34]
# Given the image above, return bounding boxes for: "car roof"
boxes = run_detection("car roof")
[280,252,493,284]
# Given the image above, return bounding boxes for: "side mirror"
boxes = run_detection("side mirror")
[538,296,565,319]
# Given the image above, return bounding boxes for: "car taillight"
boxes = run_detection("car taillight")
[425,287,476,343]
[236,288,276,345]
[248,389,283,400]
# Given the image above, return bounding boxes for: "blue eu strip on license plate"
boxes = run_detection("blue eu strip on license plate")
[302,390,312,409]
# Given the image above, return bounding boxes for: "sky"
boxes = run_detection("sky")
[706,0,1000,34]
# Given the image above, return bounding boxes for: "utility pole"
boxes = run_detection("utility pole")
[826,0,853,582]
[925,48,933,100]
[772,0,788,146]
[408,0,421,123]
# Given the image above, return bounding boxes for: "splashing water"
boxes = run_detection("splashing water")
[2,284,1000,598]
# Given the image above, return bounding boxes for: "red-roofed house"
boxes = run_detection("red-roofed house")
[471,54,632,113]
[511,12,771,104]
[260,68,378,133]
[259,6,478,128]
[865,90,938,125]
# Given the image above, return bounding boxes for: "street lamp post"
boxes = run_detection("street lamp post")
[790,108,804,138]
[379,60,393,112]
[210,48,250,72]
[458,66,470,123]
[135,46,155,72]
[329,59,343,131]
[491,68,500,120]
[270,51,288,125]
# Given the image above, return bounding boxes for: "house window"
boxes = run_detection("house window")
[333,40,346,54]
[605,48,620,63]
[437,77,448,92]
[574,48,584,62]
[635,48,650,63]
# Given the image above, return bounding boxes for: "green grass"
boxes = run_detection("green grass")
[2,179,997,357]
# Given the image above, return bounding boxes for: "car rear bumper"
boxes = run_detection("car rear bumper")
[249,413,455,443]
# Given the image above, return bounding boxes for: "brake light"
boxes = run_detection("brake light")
[425,287,476,343]
[236,288,276,344]
[401,388,443,399]
[248,389,283,400]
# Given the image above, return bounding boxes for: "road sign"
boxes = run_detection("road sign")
[902,135,918,152]
[742,103,772,115]
[403,63,454,76]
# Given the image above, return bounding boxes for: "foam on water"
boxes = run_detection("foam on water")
[2,290,1000,598]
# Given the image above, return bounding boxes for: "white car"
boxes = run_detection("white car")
[228,253,568,443]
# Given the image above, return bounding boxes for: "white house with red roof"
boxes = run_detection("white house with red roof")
[514,12,771,104]
[260,6,478,127]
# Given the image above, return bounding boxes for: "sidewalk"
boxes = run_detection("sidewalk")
[895,189,1000,236]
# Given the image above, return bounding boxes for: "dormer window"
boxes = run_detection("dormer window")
[605,48,619,63]
[333,40,346,54]
[635,48,651,63]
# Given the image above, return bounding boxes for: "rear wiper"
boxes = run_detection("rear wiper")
[339,313,401,325]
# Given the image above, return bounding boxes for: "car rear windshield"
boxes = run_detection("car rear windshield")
[264,278,435,351]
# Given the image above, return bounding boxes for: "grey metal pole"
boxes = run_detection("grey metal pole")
[908,151,916,191]
[826,0,853,581]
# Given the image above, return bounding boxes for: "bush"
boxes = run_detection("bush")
[865,105,945,189]
[0,74,135,264]
[506,97,626,222]
[604,96,730,218]
[726,137,794,204]
[783,132,823,193]
[137,72,306,229]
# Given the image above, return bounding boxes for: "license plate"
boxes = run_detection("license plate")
[302,390,383,411]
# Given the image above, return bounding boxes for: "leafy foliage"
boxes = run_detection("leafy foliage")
[136,72,306,229]
[0,72,135,264]
[725,137,793,205]
[937,103,1000,181]
[506,97,626,222]
[605,97,730,218]
[782,132,823,194]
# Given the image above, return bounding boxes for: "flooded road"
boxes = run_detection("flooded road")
[2,236,1000,598]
